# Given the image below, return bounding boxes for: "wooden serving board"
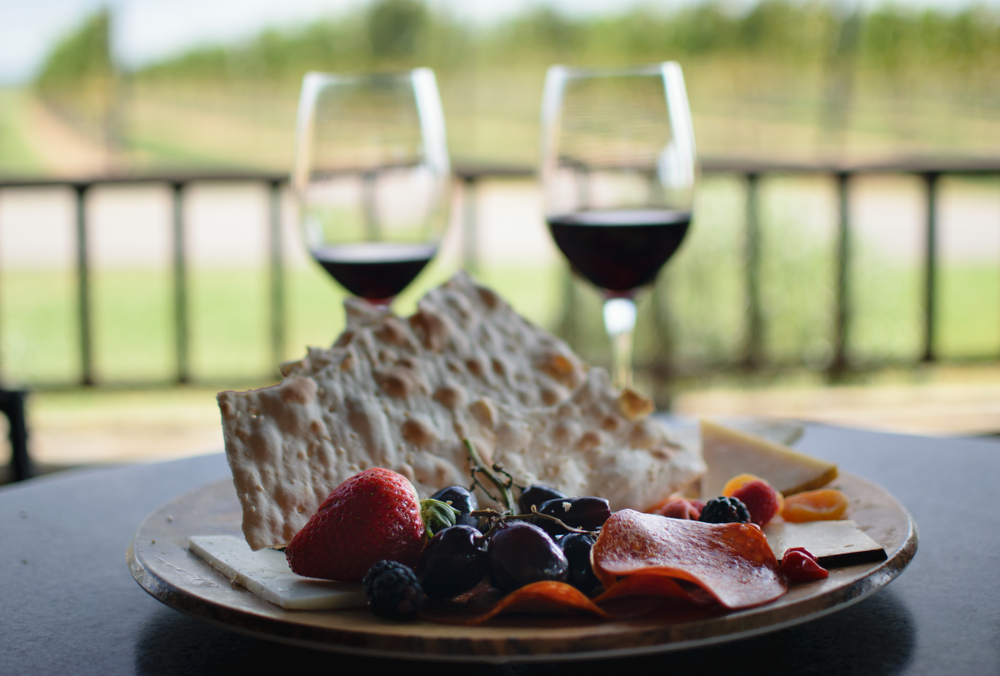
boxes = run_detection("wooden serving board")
[127,472,917,663]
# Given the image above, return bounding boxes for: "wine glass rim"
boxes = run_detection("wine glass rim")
[547,62,682,78]
[292,67,449,195]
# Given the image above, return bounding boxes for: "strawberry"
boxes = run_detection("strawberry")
[730,479,782,527]
[285,468,425,582]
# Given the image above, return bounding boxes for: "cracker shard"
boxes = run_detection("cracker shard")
[218,271,705,551]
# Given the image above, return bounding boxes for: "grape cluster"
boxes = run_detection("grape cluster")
[411,482,610,601]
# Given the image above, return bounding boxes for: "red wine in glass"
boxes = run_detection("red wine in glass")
[546,209,691,295]
[540,63,697,389]
[311,242,437,304]
[293,69,450,309]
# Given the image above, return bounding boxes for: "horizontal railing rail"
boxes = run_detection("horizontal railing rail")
[1,156,998,392]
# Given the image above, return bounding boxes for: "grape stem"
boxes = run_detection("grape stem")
[463,439,598,537]
[464,439,517,514]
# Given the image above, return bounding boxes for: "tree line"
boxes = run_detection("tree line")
[37,0,1000,85]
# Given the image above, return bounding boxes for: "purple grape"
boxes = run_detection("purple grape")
[538,496,611,530]
[560,533,600,593]
[487,521,568,593]
[416,525,488,599]
[518,484,568,514]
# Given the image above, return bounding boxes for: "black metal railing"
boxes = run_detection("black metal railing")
[702,157,1000,379]
[1,158,998,391]
[1,172,286,390]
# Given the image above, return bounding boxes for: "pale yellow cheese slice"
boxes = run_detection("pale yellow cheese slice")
[700,419,837,500]
[764,520,886,565]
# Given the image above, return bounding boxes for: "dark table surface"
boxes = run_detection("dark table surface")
[2,422,997,675]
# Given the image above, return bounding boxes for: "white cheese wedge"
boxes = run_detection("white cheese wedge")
[764,520,886,565]
[189,535,367,610]
[700,419,837,500]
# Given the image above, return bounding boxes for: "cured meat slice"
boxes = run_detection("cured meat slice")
[592,510,787,609]
[469,581,611,623]
[591,573,705,604]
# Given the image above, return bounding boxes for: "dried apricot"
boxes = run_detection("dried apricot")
[781,489,848,523]
[721,473,761,497]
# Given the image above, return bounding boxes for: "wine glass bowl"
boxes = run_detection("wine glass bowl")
[540,63,697,388]
[292,69,450,305]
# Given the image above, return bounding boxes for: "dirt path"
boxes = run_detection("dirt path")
[24,96,112,176]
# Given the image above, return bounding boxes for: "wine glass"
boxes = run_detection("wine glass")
[540,63,698,389]
[292,69,450,305]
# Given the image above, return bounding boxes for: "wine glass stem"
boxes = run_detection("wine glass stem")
[603,296,637,390]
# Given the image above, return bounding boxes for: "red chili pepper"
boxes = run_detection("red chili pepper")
[781,547,829,582]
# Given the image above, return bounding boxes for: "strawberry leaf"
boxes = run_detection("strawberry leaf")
[420,498,459,538]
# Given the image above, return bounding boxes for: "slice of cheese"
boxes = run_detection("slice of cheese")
[764,520,886,566]
[700,419,837,500]
[189,535,367,610]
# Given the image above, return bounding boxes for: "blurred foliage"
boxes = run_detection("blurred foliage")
[369,0,428,61]
[36,9,115,90]
[120,1,1000,82]
[21,0,1000,173]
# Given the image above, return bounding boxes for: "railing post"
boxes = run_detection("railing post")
[171,182,189,384]
[743,173,763,370]
[922,172,939,363]
[462,175,478,273]
[831,171,851,376]
[268,179,286,367]
[0,188,4,382]
[0,390,30,481]
[74,184,94,386]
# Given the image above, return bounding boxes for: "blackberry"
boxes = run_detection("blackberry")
[699,496,752,525]
[362,560,425,620]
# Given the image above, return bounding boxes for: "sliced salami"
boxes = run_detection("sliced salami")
[593,510,787,609]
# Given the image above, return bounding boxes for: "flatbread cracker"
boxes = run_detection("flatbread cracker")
[218,272,704,550]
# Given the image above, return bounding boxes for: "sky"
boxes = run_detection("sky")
[0,0,996,85]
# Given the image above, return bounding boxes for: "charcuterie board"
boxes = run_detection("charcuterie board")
[127,470,916,663]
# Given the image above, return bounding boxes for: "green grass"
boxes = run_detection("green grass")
[0,258,570,388]
[1,269,79,382]
[937,264,1000,359]
[92,268,175,381]
[848,253,924,364]
[3,257,996,387]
